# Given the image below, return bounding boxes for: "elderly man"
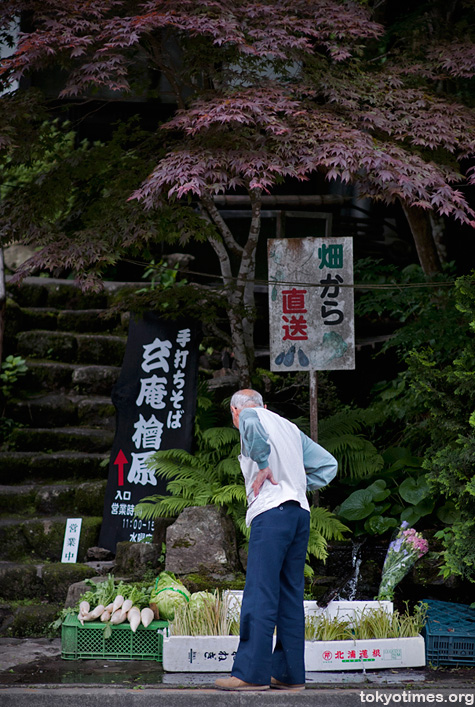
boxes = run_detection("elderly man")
[215,388,337,692]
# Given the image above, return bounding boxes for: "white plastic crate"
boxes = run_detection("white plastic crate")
[163,635,239,672]
[305,636,425,671]
[162,634,425,672]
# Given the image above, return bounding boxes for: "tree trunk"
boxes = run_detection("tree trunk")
[400,203,442,276]
[202,190,263,388]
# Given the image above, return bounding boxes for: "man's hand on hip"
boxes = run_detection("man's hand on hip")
[252,466,279,497]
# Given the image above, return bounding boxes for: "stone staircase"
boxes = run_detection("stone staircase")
[0,277,131,635]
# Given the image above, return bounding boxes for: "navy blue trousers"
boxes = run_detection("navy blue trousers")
[231,500,310,686]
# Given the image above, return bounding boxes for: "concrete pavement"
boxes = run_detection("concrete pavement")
[0,636,473,707]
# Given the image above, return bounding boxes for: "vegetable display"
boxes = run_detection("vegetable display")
[54,574,164,636]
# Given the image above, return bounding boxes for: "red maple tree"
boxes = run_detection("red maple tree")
[0,0,474,383]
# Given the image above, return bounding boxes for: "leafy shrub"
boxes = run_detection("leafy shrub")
[335,447,441,536]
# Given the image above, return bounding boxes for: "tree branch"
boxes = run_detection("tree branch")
[400,202,442,277]
[201,194,244,257]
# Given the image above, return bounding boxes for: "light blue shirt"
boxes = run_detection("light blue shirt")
[239,407,337,491]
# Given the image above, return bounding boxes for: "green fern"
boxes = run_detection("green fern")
[323,434,384,479]
[307,506,350,566]
[306,409,386,481]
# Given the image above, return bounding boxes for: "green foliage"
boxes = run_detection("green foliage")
[0,116,218,291]
[136,260,183,292]
[427,437,475,580]
[355,260,466,377]
[0,355,28,442]
[295,407,385,481]
[401,273,475,582]
[169,590,240,637]
[335,447,437,536]
[304,604,427,641]
[0,354,27,397]
[352,603,427,640]
[354,259,472,453]
[307,507,349,573]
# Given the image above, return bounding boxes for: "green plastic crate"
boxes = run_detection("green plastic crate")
[422,599,475,667]
[61,614,169,661]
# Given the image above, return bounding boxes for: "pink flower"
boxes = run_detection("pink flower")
[377,524,429,600]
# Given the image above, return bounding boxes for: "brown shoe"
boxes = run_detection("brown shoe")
[215,676,269,691]
[271,677,305,691]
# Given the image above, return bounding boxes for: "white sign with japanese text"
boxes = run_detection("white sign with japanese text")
[268,237,355,371]
[61,518,82,563]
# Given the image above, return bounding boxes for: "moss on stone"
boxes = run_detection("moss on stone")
[74,481,107,516]
[171,538,194,549]
[181,571,246,594]
[9,603,62,638]
[42,563,97,602]
[0,565,43,601]
[0,523,30,561]
[114,542,162,579]
[0,487,36,516]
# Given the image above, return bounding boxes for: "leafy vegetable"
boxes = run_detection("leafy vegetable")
[150,572,190,620]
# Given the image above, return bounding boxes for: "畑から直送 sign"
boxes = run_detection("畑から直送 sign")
[268,238,354,371]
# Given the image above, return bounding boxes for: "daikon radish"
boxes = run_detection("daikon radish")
[81,612,95,623]
[110,609,126,625]
[128,610,141,633]
[112,595,124,612]
[105,602,114,613]
[79,601,90,615]
[122,599,133,613]
[89,604,105,620]
[100,610,111,623]
[141,607,154,628]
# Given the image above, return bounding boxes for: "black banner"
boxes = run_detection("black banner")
[98,313,201,552]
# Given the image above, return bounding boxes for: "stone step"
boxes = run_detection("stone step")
[0,516,103,562]
[6,393,116,429]
[7,277,110,309]
[24,360,120,395]
[7,427,114,453]
[0,451,108,483]
[14,306,125,335]
[17,330,126,366]
[0,562,101,608]
[0,480,107,517]
[7,275,140,309]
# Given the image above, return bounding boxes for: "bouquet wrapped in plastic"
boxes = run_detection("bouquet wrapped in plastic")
[377,522,429,601]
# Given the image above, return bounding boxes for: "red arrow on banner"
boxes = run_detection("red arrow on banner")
[114,450,128,486]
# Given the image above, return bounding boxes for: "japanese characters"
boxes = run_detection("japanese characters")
[268,238,355,371]
[99,317,199,552]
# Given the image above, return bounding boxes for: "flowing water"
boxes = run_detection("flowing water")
[336,540,364,601]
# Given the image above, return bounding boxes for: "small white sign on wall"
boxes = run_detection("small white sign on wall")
[61,518,83,563]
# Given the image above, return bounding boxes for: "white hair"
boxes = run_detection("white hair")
[230,389,264,409]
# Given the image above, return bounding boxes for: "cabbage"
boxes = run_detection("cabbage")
[150,572,191,620]
[188,591,216,616]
